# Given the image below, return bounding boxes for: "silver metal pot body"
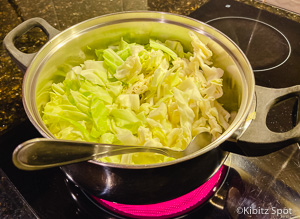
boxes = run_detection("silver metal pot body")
[7,12,257,204]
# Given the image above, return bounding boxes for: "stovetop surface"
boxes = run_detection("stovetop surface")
[1,0,300,218]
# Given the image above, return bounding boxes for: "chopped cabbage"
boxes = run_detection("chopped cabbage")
[42,31,231,165]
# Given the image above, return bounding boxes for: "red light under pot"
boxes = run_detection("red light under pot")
[92,165,227,218]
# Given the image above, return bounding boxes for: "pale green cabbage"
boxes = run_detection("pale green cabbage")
[42,32,231,165]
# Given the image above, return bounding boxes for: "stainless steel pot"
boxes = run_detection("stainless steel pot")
[4,12,300,204]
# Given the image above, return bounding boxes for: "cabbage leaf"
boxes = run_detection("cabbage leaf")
[42,31,231,165]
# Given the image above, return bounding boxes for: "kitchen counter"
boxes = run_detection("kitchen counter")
[0,0,299,136]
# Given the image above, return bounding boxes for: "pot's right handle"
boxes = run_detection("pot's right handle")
[235,85,300,155]
[3,18,60,72]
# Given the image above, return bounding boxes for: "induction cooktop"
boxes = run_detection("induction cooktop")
[1,0,299,218]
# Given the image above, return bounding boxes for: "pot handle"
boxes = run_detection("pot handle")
[234,85,300,155]
[3,17,60,72]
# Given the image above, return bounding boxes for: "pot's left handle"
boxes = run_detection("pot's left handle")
[232,85,300,156]
[3,17,60,72]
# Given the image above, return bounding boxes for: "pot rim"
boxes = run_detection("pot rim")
[22,11,255,169]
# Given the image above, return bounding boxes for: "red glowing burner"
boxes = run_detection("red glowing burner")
[92,165,227,218]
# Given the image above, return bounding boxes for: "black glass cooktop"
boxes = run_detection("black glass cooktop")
[190,0,300,89]
[1,0,300,218]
